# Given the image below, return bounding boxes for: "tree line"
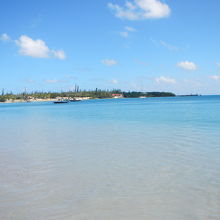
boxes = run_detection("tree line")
[0,88,175,102]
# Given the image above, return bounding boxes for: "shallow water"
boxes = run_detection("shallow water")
[0,96,220,220]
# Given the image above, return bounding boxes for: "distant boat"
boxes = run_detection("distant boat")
[69,99,81,102]
[54,99,69,104]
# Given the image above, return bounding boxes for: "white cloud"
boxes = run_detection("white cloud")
[216,62,220,67]
[16,35,49,58]
[108,3,138,20]
[209,75,220,80]
[52,50,66,60]
[125,1,137,10]
[110,79,119,84]
[155,76,176,84]
[177,61,197,71]
[1,33,11,41]
[108,0,171,20]
[15,35,66,59]
[102,59,118,66]
[120,31,129,37]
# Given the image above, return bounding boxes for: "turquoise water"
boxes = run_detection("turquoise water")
[0,96,220,220]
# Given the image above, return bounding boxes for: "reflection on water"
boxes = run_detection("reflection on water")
[0,96,220,219]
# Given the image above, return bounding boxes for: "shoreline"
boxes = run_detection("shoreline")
[0,97,96,104]
[0,95,205,104]
[1,99,57,104]
[0,97,121,104]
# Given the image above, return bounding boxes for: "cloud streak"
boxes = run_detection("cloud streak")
[155,76,176,84]
[159,40,179,51]
[209,75,220,80]
[120,31,129,38]
[109,79,119,84]
[0,33,11,41]
[120,26,137,38]
[44,79,67,84]
[102,59,118,66]
[52,50,66,60]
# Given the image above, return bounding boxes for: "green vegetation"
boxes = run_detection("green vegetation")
[123,91,175,98]
[0,88,175,102]
[0,97,6,102]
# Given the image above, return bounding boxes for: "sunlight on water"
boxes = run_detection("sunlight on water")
[0,96,220,219]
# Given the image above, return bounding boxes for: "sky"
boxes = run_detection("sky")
[1,0,220,95]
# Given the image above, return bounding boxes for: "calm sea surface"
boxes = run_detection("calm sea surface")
[0,96,220,220]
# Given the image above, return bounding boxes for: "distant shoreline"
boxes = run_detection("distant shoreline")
[0,94,204,104]
[2,98,57,104]
[0,91,177,103]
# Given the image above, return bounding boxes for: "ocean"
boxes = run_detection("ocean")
[0,96,220,219]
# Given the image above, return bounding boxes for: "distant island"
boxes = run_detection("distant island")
[0,88,177,103]
[178,94,201,97]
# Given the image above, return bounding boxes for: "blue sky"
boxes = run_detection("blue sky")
[1,0,220,95]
